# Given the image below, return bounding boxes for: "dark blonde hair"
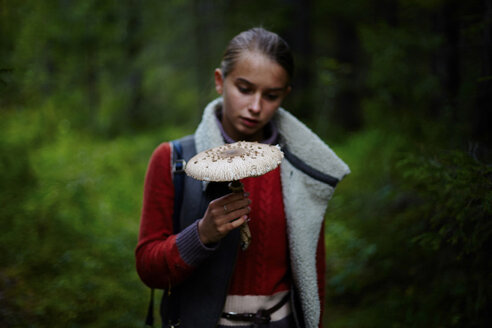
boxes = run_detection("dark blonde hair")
[220,27,294,83]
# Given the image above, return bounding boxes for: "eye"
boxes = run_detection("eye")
[264,93,280,101]
[237,85,252,94]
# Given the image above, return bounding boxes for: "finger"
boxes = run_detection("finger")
[216,192,250,206]
[224,206,251,223]
[223,198,251,214]
[212,204,250,226]
[226,215,248,230]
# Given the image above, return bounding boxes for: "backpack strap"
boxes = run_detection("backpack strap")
[145,139,186,327]
[171,139,186,231]
[281,145,340,188]
[165,140,185,327]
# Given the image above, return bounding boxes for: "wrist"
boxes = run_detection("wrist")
[175,220,218,267]
[197,218,210,245]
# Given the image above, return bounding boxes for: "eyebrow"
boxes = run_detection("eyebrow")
[235,78,287,92]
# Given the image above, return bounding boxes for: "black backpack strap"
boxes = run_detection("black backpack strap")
[165,140,186,327]
[171,140,186,231]
[145,288,155,327]
[281,145,340,188]
[145,139,186,327]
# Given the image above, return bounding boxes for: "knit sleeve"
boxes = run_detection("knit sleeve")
[135,142,215,289]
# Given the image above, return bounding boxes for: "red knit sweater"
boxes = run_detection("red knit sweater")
[135,142,326,325]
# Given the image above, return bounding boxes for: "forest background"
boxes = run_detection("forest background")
[1,0,491,327]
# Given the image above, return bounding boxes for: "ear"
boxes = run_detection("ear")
[214,68,224,95]
[280,85,292,102]
[285,85,292,97]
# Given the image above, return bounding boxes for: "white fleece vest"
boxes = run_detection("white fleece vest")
[194,98,350,328]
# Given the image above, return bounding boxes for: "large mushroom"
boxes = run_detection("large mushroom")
[185,141,284,250]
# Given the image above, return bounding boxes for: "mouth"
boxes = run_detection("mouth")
[240,117,259,128]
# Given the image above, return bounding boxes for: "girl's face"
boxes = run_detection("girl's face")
[214,51,291,142]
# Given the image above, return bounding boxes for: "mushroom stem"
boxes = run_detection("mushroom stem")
[228,180,252,250]
[228,180,244,193]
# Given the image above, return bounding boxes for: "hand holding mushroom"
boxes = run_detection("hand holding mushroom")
[197,192,251,245]
[185,141,284,250]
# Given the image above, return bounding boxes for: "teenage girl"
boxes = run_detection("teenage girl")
[136,27,350,328]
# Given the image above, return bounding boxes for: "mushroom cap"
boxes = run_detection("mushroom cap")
[185,141,284,182]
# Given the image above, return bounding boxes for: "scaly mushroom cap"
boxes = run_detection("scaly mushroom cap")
[185,141,284,182]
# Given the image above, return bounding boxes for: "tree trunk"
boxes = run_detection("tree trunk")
[474,0,492,146]
[333,17,362,131]
[285,0,313,121]
[125,0,144,131]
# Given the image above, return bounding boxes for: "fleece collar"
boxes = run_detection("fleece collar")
[194,98,349,328]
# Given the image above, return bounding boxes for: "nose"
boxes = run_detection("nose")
[248,93,262,114]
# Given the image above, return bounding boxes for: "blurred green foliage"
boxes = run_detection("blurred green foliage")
[325,131,491,327]
[0,105,189,327]
[1,0,491,327]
